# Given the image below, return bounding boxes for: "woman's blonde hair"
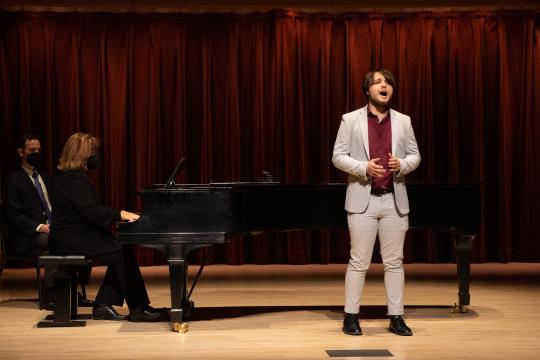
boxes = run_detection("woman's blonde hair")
[57,132,100,171]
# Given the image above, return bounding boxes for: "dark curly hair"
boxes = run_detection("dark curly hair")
[17,133,40,149]
[362,69,397,96]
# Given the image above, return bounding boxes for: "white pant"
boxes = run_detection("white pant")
[344,193,408,315]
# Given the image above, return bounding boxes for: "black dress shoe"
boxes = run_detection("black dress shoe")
[389,315,413,336]
[342,313,362,335]
[92,304,127,321]
[144,304,169,313]
[129,307,163,322]
[78,292,94,307]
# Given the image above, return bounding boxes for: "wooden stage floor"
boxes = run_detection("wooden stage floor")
[1,263,539,360]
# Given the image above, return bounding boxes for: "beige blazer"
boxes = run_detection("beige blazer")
[332,105,421,215]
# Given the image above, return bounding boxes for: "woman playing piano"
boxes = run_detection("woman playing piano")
[49,132,163,322]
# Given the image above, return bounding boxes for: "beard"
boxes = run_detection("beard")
[369,94,391,109]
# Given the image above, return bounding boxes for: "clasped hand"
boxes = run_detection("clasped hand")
[367,153,400,177]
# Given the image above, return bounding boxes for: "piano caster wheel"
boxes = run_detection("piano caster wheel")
[173,322,189,333]
[452,303,468,314]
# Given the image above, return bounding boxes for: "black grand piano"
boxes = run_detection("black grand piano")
[117,182,480,332]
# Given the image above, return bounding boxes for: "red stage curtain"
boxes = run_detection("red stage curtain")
[1,10,539,264]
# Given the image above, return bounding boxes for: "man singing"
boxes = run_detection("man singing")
[332,69,421,336]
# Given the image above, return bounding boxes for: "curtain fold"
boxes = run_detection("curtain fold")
[1,10,539,264]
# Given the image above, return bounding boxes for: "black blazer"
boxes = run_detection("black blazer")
[49,169,121,256]
[4,168,53,255]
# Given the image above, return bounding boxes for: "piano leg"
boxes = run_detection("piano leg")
[168,256,189,333]
[452,234,475,313]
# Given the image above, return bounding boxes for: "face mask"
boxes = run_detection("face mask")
[86,154,101,170]
[26,152,41,168]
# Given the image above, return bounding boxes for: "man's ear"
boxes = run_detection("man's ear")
[17,148,24,158]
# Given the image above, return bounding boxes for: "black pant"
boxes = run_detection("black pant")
[23,233,54,288]
[91,245,150,310]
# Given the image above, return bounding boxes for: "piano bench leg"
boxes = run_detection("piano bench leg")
[36,271,88,328]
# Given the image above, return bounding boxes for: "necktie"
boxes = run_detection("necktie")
[32,170,52,223]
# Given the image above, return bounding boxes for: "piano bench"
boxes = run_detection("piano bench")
[36,255,92,328]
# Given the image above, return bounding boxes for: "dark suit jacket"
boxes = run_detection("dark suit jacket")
[49,169,121,256]
[4,168,53,255]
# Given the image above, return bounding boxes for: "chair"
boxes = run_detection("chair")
[0,200,44,306]
[1,200,93,310]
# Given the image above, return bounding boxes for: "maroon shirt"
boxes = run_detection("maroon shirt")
[367,110,393,190]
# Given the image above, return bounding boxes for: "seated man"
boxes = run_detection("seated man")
[4,133,92,308]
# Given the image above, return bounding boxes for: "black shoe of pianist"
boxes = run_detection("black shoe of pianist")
[144,304,169,314]
[92,304,127,321]
[129,307,163,322]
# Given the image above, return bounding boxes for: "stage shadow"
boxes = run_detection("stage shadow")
[188,304,463,322]
[0,298,40,309]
